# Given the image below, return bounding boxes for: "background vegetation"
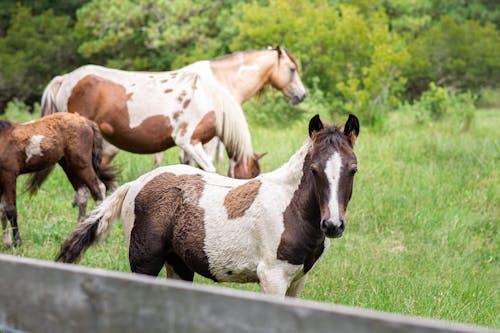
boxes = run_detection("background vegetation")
[0,0,499,329]
[0,0,499,123]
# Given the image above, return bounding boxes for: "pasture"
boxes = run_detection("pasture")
[1,107,498,328]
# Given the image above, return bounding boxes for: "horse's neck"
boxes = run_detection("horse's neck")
[267,140,322,228]
[267,141,311,187]
[210,51,274,104]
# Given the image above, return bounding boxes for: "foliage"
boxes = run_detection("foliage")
[404,17,500,97]
[404,82,476,130]
[233,1,409,125]
[76,0,243,70]
[0,4,83,111]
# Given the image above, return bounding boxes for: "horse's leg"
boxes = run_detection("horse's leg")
[203,137,221,166]
[59,160,91,223]
[129,236,167,277]
[178,149,197,166]
[0,192,12,247]
[153,152,164,167]
[177,142,216,173]
[216,139,225,168]
[1,175,21,247]
[101,140,120,166]
[286,275,308,297]
[165,253,195,281]
[256,263,294,296]
[101,140,119,190]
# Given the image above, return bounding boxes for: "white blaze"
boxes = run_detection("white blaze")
[25,135,45,162]
[324,152,342,227]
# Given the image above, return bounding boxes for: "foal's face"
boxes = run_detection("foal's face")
[308,114,359,238]
[269,48,306,105]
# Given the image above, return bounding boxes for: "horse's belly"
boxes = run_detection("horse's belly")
[100,114,175,154]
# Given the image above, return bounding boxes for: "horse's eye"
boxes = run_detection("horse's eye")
[310,165,318,175]
[290,67,296,73]
[350,166,358,176]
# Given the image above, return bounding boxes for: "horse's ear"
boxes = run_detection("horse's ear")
[343,113,359,146]
[309,114,324,137]
[255,152,267,160]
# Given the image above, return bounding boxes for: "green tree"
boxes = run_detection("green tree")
[76,0,243,70]
[405,17,500,96]
[0,4,84,111]
[233,0,409,124]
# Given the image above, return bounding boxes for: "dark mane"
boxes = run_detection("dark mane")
[211,50,258,62]
[282,48,300,73]
[0,120,14,132]
[313,125,348,150]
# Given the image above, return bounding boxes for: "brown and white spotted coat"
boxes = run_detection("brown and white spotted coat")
[42,47,306,179]
[56,114,359,297]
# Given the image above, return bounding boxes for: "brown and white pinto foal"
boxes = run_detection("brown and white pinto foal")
[56,114,359,297]
[0,113,114,247]
[41,47,306,179]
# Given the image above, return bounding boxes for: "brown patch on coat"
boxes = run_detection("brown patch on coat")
[130,172,215,280]
[179,122,188,136]
[160,79,168,83]
[224,180,261,219]
[164,88,173,93]
[126,92,133,101]
[190,111,216,145]
[183,99,191,109]
[173,111,182,121]
[67,74,175,153]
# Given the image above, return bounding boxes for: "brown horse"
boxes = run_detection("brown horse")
[0,113,115,247]
[41,47,306,179]
[56,114,359,297]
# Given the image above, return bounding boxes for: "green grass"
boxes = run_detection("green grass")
[1,108,498,328]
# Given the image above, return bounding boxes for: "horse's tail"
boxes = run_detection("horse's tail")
[55,183,130,263]
[41,75,65,117]
[88,119,117,191]
[25,166,56,195]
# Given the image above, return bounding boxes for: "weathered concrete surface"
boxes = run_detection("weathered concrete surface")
[0,254,495,333]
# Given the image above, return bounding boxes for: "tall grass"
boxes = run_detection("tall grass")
[1,108,498,328]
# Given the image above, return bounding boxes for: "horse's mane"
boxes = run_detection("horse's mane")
[196,77,254,161]
[212,47,299,72]
[313,125,349,151]
[0,120,13,132]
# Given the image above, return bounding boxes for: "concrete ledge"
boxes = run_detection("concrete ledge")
[0,254,495,333]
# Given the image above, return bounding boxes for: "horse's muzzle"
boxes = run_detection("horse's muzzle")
[291,93,306,105]
[321,219,345,238]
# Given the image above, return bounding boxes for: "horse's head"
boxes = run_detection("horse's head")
[268,47,306,105]
[228,153,266,179]
[307,114,359,238]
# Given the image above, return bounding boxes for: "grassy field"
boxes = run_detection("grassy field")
[1,107,498,328]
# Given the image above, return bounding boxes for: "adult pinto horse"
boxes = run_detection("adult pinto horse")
[41,47,306,179]
[0,113,115,247]
[56,114,359,297]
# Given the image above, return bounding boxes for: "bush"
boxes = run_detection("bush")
[409,82,476,130]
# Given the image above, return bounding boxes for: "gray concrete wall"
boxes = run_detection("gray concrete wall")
[0,254,495,333]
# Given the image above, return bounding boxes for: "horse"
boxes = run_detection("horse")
[56,114,359,297]
[0,113,115,247]
[40,46,306,179]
